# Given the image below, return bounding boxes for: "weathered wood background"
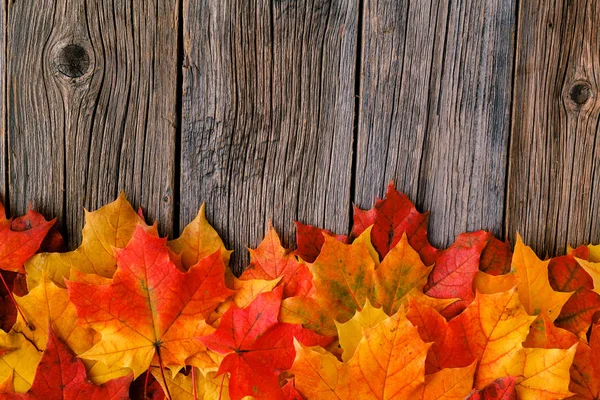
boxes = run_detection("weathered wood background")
[1,0,599,273]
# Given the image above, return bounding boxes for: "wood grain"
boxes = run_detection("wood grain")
[506,0,600,256]
[0,1,5,206]
[181,0,357,272]
[5,0,178,247]
[354,0,516,248]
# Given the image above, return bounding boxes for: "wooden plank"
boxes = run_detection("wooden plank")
[507,0,600,256]
[354,0,516,248]
[181,0,357,272]
[5,0,178,247]
[0,0,5,206]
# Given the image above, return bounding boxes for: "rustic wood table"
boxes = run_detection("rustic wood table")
[2,0,598,273]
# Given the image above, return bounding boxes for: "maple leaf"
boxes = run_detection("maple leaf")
[0,204,54,274]
[512,235,573,321]
[576,258,600,295]
[292,308,431,399]
[335,299,388,362]
[281,231,442,336]
[199,286,332,400]
[168,203,230,270]
[151,367,230,400]
[479,237,512,275]
[423,231,491,317]
[9,208,65,253]
[0,330,42,393]
[66,226,233,378]
[436,290,535,385]
[466,377,517,400]
[4,330,132,399]
[25,193,147,289]
[293,221,348,263]
[13,275,95,358]
[555,288,600,341]
[351,182,438,264]
[423,362,477,400]
[239,226,313,298]
[569,322,600,399]
[549,255,594,292]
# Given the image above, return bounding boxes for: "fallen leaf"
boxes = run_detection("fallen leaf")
[200,286,331,400]
[466,376,517,399]
[240,226,313,298]
[569,323,600,399]
[294,222,347,263]
[351,182,438,264]
[512,235,573,321]
[67,227,233,378]
[0,204,54,274]
[25,193,147,289]
[168,204,230,269]
[424,231,491,317]
[11,330,131,399]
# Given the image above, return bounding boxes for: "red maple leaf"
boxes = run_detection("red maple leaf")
[423,231,491,317]
[240,226,314,297]
[200,286,332,400]
[293,222,347,263]
[0,204,55,273]
[6,329,131,399]
[351,182,438,264]
[479,237,512,275]
[10,208,65,253]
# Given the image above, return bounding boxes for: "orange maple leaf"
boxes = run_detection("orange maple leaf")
[66,226,234,379]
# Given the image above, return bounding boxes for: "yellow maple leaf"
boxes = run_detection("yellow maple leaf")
[512,235,572,321]
[168,203,231,269]
[25,192,147,289]
[335,299,388,362]
[575,258,600,294]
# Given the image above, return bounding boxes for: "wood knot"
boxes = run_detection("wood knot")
[569,81,592,105]
[55,44,90,78]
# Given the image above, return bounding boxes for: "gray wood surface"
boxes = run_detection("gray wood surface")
[354,0,516,249]
[181,0,357,272]
[3,0,600,272]
[5,0,177,245]
[506,0,600,257]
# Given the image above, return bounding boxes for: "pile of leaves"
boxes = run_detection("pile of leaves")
[0,184,598,400]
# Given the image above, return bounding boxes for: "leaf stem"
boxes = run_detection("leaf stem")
[0,272,32,330]
[156,346,173,400]
[191,367,197,400]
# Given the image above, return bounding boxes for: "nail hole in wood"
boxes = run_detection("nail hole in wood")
[55,44,90,78]
[569,82,591,105]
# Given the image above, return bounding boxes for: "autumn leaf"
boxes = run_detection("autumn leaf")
[335,299,388,362]
[168,203,230,269]
[66,226,233,378]
[466,377,517,400]
[0,204,54,274]
[436,290,535,386]
[4,330,132,399]
[200,286,332,400]
[549,255,593,292]
[281,230,442,336]
[512,235,573,321]
[576,258,600,295]
[569,322,600,399]
[423,363,477,400]
[423,231,491,317]
[292,308,431,399]
[294,221,347,263]
[479,237,512,276]
[0,330,42,393]
[25,193,147,289]
[351,182,438,265]
[554,288,600,341]
[151,367,231,400]
[239,226,313,298]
